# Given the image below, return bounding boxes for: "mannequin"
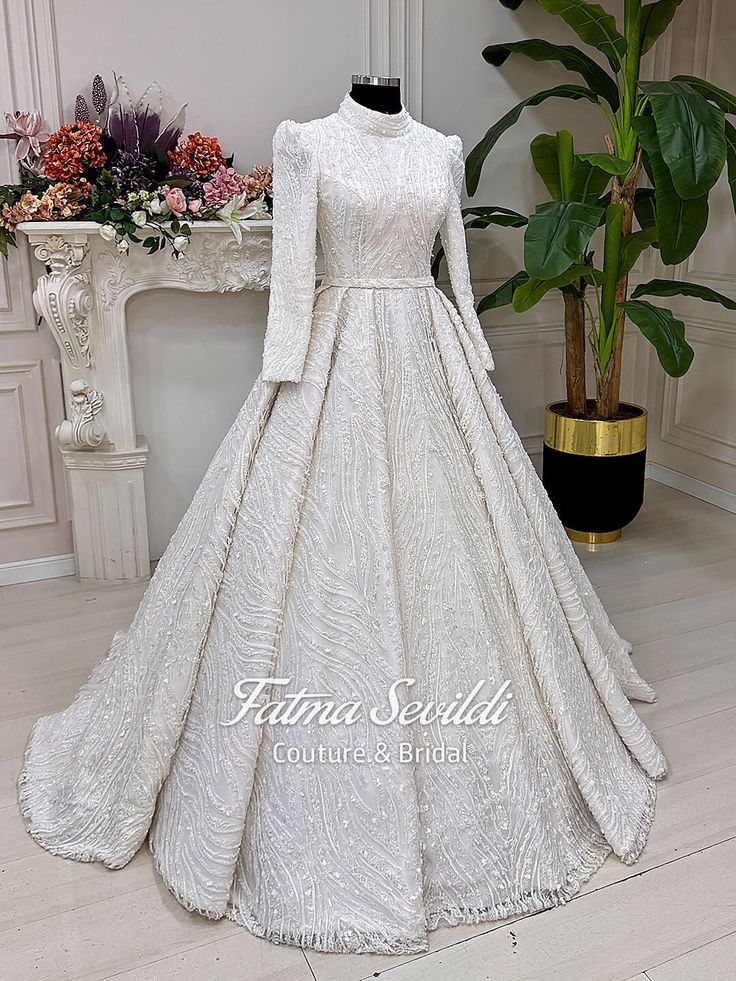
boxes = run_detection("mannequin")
[349,74,402,114]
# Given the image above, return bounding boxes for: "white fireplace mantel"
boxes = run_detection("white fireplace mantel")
[18,220,274,583]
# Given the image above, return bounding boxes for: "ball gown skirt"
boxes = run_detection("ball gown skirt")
[19,94,667,955]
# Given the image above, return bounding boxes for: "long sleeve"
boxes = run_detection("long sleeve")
[261,119,319,383]
[439,135,495,372]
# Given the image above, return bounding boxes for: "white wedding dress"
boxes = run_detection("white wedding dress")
[20,94,667,955]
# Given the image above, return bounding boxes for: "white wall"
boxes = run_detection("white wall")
[33,0,367,561]
[1,0,734,572]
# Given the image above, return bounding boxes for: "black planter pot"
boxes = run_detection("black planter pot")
[542,401,647,545]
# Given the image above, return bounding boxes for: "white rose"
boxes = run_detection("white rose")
[131,210,147,227]
[116,238,129,254]
[99,223,116,241]
[147,198,162,214]
[172,234,189,253]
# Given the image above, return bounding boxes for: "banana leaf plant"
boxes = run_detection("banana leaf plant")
[462,0,736,419]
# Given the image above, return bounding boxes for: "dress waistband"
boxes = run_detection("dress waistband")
[315,276,435,295]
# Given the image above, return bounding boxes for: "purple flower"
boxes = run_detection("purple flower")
[92,75,107,116]
[112,150,156,197]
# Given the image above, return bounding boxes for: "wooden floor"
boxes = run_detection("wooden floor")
[1,481,735,981]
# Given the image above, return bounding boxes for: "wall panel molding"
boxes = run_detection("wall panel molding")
[364,0,423,119]
[643,0,736,498]
[2,0,63,126]
[0,0,63,334]
[0,360,58,529]
[0,0,72,565]
[660,321,736,466]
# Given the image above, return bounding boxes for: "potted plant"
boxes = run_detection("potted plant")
[463,0,736,544]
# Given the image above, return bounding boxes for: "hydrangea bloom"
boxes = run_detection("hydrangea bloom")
[202,165,247,210]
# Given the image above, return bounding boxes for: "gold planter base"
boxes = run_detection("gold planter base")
[545,404,647,457]
[565,527,622,546]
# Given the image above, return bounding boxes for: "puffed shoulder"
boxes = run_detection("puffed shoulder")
[273,117,322,150]
[273,118,307,152]
[446,133,464,159]
[271,119,320,176]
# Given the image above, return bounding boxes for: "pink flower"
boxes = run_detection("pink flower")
[4,110,50,161]
[188,198,201,214]
[164,186,187,215]
[203,165,247,210]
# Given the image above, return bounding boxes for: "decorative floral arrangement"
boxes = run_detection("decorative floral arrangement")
[0,74,272,259]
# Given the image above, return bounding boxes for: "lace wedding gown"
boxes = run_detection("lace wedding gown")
[20,94,667,955]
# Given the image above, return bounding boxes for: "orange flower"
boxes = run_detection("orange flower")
[39,180,91,220]
[0,180,91,232]
[42,122,106,181]
[0,191,43,232]
[246,165,273,196]
[169,132,225,178]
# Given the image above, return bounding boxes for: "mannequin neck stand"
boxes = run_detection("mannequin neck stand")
[349,82,403,115]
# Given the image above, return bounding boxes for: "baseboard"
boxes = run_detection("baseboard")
[522,433,545,457]
[0,553,76,586]
[522,433,544,474]
[646,463,736,514]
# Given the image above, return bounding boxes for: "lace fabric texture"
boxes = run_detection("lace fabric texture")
[19,94,667,956]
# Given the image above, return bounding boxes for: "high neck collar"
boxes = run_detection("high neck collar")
[338,93,411,137]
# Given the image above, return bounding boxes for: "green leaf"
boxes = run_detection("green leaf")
[512,263,602,312]
[431,246,445,281]
[536,0,628,71]
[601,203,625,332]
[483,39,619,110]
[577,152,632,176]
[634,187,657,229]
[634,115,709,264]
[631,278,736,310]
[477,271,530,314]
[618,227,659,279]
[640,0,685,55]
[466,84,600,195]
[672,75,736,115]
[531,134,564,199]
[462,205,528,229]
[620,300,694,376]
[524,200,604,279]
[531,133,610,202]
[557,130,575,200]
[572,157,612,203]
[726,120,736,217]
[640,80,727,198]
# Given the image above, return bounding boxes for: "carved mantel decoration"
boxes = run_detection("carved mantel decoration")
[18,220,273,583]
